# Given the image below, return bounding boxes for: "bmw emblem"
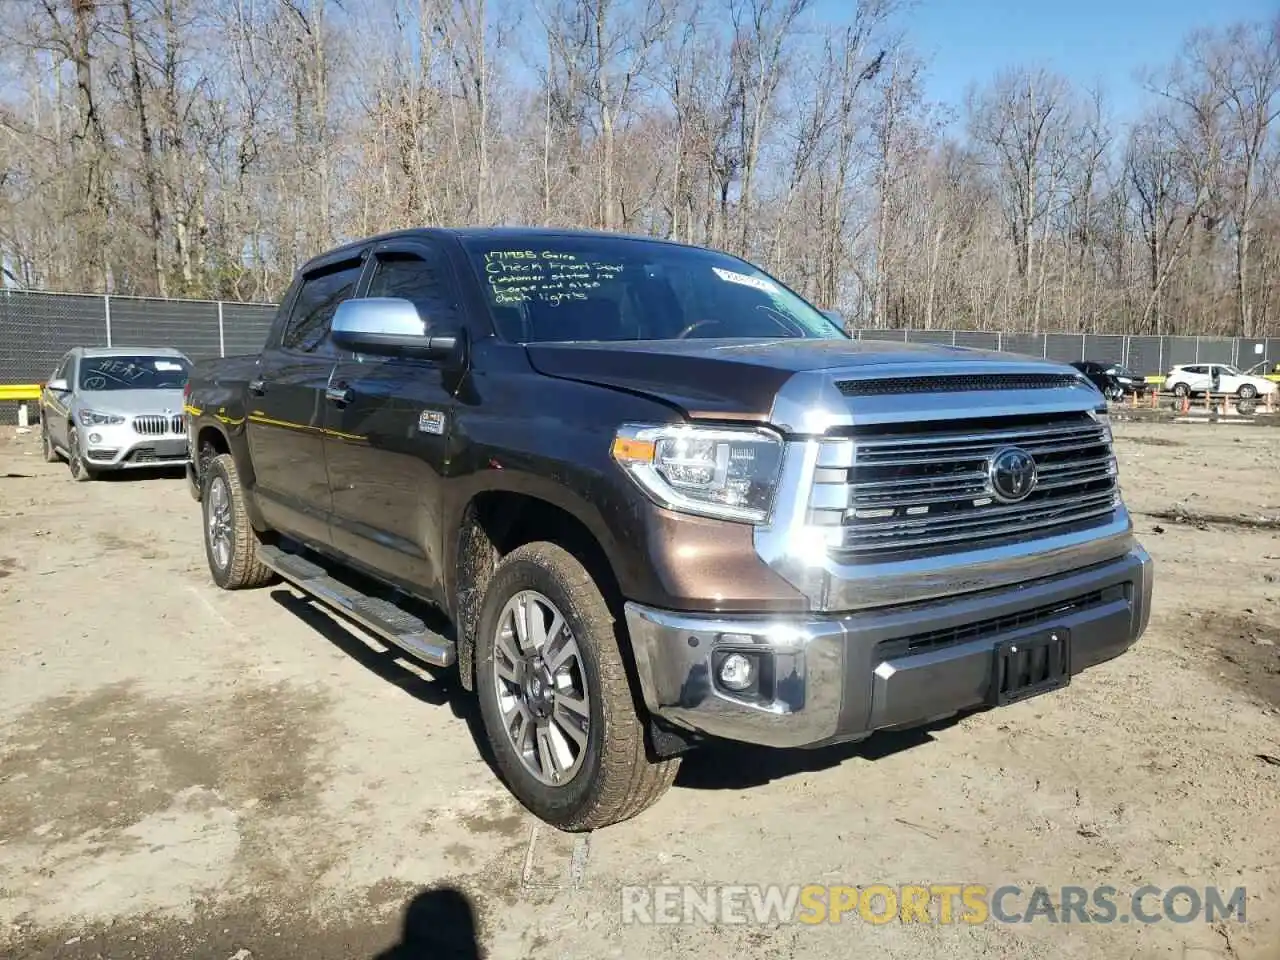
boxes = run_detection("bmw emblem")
[987,447,1038,503]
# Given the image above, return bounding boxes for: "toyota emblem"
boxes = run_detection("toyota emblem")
[988,447,1038,503]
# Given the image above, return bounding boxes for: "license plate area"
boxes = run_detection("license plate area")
[990,629,1070,706]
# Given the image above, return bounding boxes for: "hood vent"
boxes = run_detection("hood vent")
[835,373,1082,396]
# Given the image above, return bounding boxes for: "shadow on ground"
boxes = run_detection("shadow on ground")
[268,589,497,773]
[674,711,972,790]
[1,886,486,960]
[374,886,483,960]
[270,587,984,796]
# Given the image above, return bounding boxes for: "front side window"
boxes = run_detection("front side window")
[78,355,191,391]
[282,258,364,353]
[366,248,462,337]
[460,236,846,344]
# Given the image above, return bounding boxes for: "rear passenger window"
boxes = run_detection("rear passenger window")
[281,258,364,354]
[366,249,462,337]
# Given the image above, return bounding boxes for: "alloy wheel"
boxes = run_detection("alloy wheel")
[68,431,83,478]
[491,590,591,786]
[206,475,233,570]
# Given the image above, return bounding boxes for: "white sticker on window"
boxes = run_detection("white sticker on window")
[712,267,778,294]
[154,360,184,371]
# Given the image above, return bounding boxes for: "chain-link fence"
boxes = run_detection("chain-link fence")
[855,329,1280,376]
[4,290,1280,423]
[0,290,276,423]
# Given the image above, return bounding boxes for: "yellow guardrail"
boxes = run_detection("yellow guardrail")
[0,384,42,401]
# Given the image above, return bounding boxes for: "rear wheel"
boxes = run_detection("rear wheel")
[202,453,275,590]
[475,542,679,831]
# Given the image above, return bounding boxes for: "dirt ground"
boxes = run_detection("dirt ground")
[1,419,1278,960]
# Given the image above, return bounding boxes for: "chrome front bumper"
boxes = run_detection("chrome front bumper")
[626,546,1153,749]
[78,421,188,470]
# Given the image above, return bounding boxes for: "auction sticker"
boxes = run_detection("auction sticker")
[713,267,779,294]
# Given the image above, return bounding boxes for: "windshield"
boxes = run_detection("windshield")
[1218,365,1241,375]
[461,236,846,343]
[78,355,191,391]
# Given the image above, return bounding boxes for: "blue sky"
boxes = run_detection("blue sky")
[874,0,1277,122]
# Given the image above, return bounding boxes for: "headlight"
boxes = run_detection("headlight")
[77,409,125,426]
[611,423,784,523]
[1090,407,1113,443]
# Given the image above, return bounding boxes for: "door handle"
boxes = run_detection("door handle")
[249,378,266,395]
[325,385,353,405]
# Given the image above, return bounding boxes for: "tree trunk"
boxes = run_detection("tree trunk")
[121,0,166,297]
[70,0,111,288]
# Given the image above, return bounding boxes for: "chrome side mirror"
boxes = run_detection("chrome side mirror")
[331,298,458,362]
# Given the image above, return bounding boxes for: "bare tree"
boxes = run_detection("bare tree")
[0,3,1278,340]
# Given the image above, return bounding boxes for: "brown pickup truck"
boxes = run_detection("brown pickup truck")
[184,227,1153,831]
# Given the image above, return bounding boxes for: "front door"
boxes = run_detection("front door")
[42,353,74,450]
[323,240,469,607]
[245,255,364,548]
[1217,366,1243,394]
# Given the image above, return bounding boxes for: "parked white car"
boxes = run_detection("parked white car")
[1163,363,1278,399]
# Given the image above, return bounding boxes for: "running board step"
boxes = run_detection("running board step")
[257,544,456,668]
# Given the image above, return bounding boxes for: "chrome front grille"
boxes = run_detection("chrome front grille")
[133,414,185,436]
[808,413,1119,559]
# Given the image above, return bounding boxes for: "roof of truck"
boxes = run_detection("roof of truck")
[301,226,705,273]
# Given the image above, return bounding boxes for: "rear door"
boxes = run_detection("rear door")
[246,254,365,548]
[322,238,472,605]
[1180,365,1209,391]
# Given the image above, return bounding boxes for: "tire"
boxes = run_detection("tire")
[40,422,61,463]
[66,428,96,482]
[1238,383,1258,400]
[474,542,679,831]
[201,453,275,590]
[1172,382,1190,398]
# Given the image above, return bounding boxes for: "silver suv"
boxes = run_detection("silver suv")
[39,347,193,481]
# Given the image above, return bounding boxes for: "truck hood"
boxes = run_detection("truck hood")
[523,337,1078,422]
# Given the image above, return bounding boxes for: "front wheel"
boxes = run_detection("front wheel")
[1238,383,1258,400]
[40,422,61,463]
[201,453,276,590]
[475,542,679,831]
[66,429,96,482]
[1172,382,1190,398]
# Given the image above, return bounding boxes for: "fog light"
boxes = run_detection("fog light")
[719,653,755,691]
[89,432,102,443]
